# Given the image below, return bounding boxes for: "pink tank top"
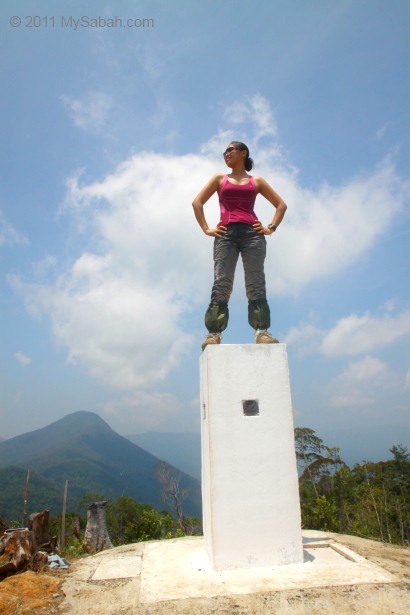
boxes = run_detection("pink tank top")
[218,175,258,225]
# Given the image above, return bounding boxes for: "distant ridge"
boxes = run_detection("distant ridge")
[126,432,201,480]
[0,411,115,468]
[0,411,201,522]
[0,466,63,522]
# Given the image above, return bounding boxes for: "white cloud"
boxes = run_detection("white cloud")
[286,308,410,357]
[284,323,323,356]
[32,255,58,279]
[200,129,236,158]
[0,211,28,247]
[61,91,113,132]
[224,93,278,143]
[263,160,407,295]
[405,367,410,390]
[210,94,283,163]
[321,310,410,357]
[376,123,390,141]
[326,356,396,407]
[11,153,219,390]
[101,391,184,432]
[14,351,31,367]
[11,96,410,393]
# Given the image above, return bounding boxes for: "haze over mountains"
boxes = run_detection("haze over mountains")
[126,432,201,480]
[0,411,201,523]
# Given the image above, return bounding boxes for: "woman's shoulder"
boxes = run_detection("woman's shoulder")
[252,175,269,189]
[207,172,225,182]
[200,173,225,190]
[212,172,227,188]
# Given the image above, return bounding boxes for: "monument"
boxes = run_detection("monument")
[200,343,303,570]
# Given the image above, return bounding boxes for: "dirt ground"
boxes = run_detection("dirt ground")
[0,533,409,614]
[0,569,63,614]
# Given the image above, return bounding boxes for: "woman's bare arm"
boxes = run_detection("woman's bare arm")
[253,176,287,235]
[192,174,227,237]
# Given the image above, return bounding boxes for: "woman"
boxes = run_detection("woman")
[192,141,287,350]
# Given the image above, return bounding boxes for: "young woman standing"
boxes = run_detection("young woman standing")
[192,141,287,350]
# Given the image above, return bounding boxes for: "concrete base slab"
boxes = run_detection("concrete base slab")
[91,555,142,580]
[139,533,398,603]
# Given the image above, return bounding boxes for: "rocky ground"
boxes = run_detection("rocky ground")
[0,533,409,614]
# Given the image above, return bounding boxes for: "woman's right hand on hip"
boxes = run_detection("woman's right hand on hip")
[205,225,227,238]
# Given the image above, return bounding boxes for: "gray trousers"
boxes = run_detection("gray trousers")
[205,223,271,332]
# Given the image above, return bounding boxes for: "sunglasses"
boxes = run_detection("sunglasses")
[223,146,239,158]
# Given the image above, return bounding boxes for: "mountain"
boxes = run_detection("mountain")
[126,432,201,480]
[0,411,201,523]
[0,466,63,523]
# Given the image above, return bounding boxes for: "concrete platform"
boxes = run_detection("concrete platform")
[138,532,398,603]
[59,533,409,613]
[66,531,398,605]
[91,554,142,580]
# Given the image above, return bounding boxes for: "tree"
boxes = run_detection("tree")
[330,447,410,545]
[294,427,344,497]
[106,496,163,545]
[390,444,410,471]
[154,461,200,535]
[295,427,347,533]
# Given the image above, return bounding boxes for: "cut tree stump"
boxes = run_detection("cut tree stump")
[28,509,50,549]
[0,516,8,535]
[83,501,113,553]
[0,528,43,580]
[71,516,81,540]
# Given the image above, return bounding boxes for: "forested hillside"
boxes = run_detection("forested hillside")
[0,411,201,522]
[126,432,201,479]
[295,427,410,545]
[1,414,408,546]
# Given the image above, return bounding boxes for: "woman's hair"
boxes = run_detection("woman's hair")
[231,141,254,172]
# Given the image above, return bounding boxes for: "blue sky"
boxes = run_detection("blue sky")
[1,0,409,465]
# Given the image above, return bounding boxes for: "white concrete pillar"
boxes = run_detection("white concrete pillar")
[200,344,303,570]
